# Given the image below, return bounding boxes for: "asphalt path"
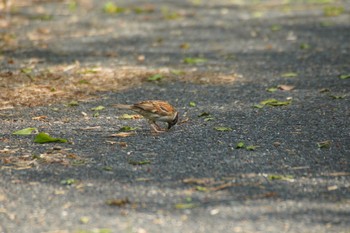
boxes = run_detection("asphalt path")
[0,1,349,232]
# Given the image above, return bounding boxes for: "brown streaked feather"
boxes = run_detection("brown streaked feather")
[133,100,175,116]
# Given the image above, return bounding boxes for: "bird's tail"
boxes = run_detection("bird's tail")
[112,104,132,110]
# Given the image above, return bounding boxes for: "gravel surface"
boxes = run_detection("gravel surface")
[1,1,349,233]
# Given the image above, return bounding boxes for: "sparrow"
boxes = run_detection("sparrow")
[114,100,179,133]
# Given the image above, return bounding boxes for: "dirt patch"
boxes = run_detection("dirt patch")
[0,63,240,109]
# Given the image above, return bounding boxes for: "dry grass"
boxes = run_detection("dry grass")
[0,63,240,109]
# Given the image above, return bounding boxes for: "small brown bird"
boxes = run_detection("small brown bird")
[114,100,179,133]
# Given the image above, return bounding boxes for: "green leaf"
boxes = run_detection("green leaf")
[260,98,292,107]
[266,87,278,92]
[175,203,197,209]
[103,2,126,14]
[253,104,264,109]
[270,25,282,31]
[68,1,77,11]
[183,57,207,65]
[339,74,350,80]
[93,112,100,117]
[61,178,76,185]
[119,114,135,119]
[317,140,331,149]
[103,166,113,171]
[214,127,232,132]
[198,112,210,117]
[13,127,38,135]
[67,100,79,106]
[119,126,138,132]
[128,160,151,165]
[204,117,214,122]
[246,145,257,151]
[281,72,298,78]
[195,186,209,192]
[300,43,310,50]
[324,6,344,17]
[170,69,186,75]
[329,95,345,99]
[79,216,89,224]
[236,142,245,149]
[34,132,67,144]
[20,67,32,74]
[189,101,196,107]
[267,174,294,181]
[91,105,105,111]
[147,74,164,81]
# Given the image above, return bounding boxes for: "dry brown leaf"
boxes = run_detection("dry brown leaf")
[178,117,190,125]
[0,148,19,154]
[183,177,215,185]
[277,84,295,91]
[106,198,130,207]
[210,182,238,191]
[109,132,136,137]
[117,142,128,148]
[32,115,48,121]
[325,172,350,177]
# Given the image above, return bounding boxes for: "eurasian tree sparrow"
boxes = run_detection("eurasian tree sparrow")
[114,100,179,133]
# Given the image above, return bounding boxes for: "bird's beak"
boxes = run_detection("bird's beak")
[168,112,179,129]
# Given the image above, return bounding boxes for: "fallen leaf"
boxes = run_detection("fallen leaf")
[267,174,294,182]
[300,43,310,50]
[106,198,130,206]
[214,127,232,132]
[329,95,345,99]
[109,132,136,137]
[128,160,151,165]
[67,101,79,106]
[210,182,236,191]
[195,186,209,192]
[197,112,210,117]
[117,142,128,148]
[174,203,197,209]
[277,85,295,91]
[119,126,138,132]
[281,72,298,78]
[266,87,278,92]
[91,106,105,111]
[147,74,164,81]
[324,6,344,17]
[32,115,48,121]
[260,98,292,107]
[325,172,350,177]
[246,145,257,151]
[180,43,190,50]
[183,57,207,65]
[236,142,245,149]
[79,216,90,224]
[317,140,331,149]
[60,179,77,185]
[339,74,350,80]
[13,127,38,135]
[103,2,127,14]
[183,178,215,185]
[327,185,338,191]
[189,101,196,107]
[270,25,282,31]
[34,132,67,144]
[119,114,142,119]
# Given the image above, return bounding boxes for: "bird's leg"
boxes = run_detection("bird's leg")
[149,120,165,133]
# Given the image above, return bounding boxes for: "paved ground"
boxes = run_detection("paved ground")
[0,1,350,233]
